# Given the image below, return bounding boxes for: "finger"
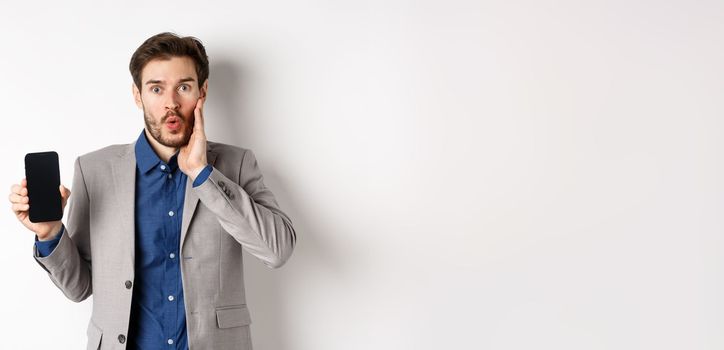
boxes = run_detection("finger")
[194,97,205,132]
[60,185,70,208]
[60,185,71,199]
[8,193,28,204]
[195,95,205,112]
[12,203,29,212]
[10,184,28,197]
[19,179,28,196]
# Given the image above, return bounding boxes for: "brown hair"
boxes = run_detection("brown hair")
[129,32,209,90]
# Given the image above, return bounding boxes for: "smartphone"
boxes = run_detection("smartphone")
[24,151,63,223]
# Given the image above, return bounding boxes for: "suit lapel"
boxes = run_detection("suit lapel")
[180,146,218,250]
[111,143,137,265]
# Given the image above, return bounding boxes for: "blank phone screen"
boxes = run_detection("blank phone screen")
[24,151,62,223]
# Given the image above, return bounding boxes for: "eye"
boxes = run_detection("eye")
[178,84,190,92]
[151,86,161,94]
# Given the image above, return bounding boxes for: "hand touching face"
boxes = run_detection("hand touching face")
[178,95,208,180]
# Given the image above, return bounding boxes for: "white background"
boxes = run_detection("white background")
[1,0,723,349]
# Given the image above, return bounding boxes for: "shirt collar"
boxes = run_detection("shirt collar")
[134,130,179,174]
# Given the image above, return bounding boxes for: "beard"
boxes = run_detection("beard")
[143,107,194,148]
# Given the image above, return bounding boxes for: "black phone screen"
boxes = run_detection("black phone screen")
[24,151,62,223]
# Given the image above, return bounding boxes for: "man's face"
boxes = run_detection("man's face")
[133,56,207,148]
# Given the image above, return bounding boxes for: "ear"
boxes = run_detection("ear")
[200,80,209,99]
[132,82,143,109]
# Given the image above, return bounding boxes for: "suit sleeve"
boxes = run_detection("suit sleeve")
[35,226,64,257]
[33,157,93,302]
[192,149,296,268]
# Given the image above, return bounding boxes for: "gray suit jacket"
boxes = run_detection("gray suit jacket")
[34,140,296,350]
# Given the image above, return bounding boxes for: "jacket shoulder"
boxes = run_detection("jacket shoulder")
[207,141,251,159]
[76,143,132,166]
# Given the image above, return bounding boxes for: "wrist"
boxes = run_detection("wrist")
[188,164,208,181]
[37,222,62,241]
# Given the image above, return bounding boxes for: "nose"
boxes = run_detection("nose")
[164,92,180,111]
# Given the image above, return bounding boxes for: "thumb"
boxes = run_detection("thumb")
[60,185,71,208]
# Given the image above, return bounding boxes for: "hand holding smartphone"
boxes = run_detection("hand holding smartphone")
[8,152,70,241]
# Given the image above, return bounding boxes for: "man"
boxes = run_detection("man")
[8,32,296,350]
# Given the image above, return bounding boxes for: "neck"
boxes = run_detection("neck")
[144,128,178,163]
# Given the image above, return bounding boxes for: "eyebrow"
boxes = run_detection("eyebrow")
[145,77,196,85]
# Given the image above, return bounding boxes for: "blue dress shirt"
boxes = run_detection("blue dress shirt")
[37,130,213,350]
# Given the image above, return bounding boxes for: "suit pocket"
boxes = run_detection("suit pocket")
[216,304,252,329]
[86,320,103,350]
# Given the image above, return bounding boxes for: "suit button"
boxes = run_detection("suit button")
[218,180,226,189]
[125,280,132,289]
[118,334,126,344]
[229,193,235,200]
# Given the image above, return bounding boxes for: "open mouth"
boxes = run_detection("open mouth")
[165,116,182,130]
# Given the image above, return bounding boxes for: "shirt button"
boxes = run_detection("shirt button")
[169,253,175,259]
[168,211,174,217]
[168,339,174,345]
[118,334,126,344]
[160,165,166,170]
[168,174,172,179]
[168,295,175,301]
[125,280,133,289]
